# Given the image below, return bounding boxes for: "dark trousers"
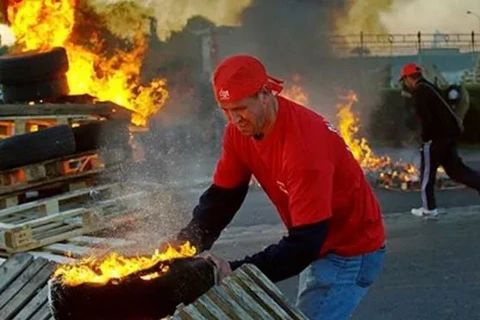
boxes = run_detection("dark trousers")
[420,139,480,210]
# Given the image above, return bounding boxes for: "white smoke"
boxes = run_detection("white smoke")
[382,0,480,34]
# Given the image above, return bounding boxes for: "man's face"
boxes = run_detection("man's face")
[219,90,269,137]
[402,76,416,91]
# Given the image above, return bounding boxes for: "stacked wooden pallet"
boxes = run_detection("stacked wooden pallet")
[0,100,150,256]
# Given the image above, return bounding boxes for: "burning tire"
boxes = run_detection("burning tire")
[72,120,131,153]
[1,75,70,103]
[48,257,215,320]
[0,125,76,171]
[0,47,70,102]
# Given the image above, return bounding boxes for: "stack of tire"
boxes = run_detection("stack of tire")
[0,47,70,103]
[0,47,131,171]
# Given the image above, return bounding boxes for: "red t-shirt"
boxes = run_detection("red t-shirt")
[213,96,385,257]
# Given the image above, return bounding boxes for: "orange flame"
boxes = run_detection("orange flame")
[53,242,196,286]
[282,73,310,105]
[7,0,168,126]
[336,91,418,182]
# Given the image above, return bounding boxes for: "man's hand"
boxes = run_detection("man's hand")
[199,252,232,283]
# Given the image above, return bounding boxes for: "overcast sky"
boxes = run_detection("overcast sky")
[1,0,480,47]
[381,0,480,34]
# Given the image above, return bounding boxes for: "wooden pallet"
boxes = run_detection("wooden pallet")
[0,254,55,320]
[0,236,137,320]
[0,183,118,221]
[0,151,104,189]
[0,102,131,119]
[0,146,131,192]
[0,186,151,255]
[0,170,105,210]
[172,264,308,320]
[0,115,100,137]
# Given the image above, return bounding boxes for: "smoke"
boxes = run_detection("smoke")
[88,0,253,41]
[382,0,480,34]
[335,0,480,35]
[333,0,396,35]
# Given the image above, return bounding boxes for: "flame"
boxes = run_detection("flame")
[336,91,418,183]
[282,73,310,106]
[53,242,196,286]
[6,0,169,126]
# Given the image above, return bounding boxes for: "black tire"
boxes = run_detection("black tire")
[1,75,69,103]
[72,120,130,153]
[48,258,215,320]
[0,125,76,171]
[0,47,69,85]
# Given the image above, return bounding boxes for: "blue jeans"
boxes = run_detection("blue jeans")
[296,246,386,320]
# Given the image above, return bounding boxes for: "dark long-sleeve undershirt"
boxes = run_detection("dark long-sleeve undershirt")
[176,183,329,282]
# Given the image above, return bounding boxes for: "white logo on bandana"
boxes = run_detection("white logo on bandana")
[218,89,230,101]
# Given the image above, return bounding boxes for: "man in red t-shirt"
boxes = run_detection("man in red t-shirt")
[176,54,386,320]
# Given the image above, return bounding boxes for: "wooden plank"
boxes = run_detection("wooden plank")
[3,227,88,254]
[233,268,290,319]
[0,254,33,292]
[28,302,51,320]
[0,168,104,197]
[41,243,91,258]
[0,103,129,117]
[195,294,231,319]
[3,208,86,230]
[12,285,48,320]
[31,222,66,236]
[242,264,306,319]
[177,305,208,320]
[205,287,253,320]
[0,115,94,121]
[0,258,48,310]
[32,224,80,242]
[27,252,74,264]
[222,276,265,319]
[0,263,55,320]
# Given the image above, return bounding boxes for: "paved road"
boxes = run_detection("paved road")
[177,159,480,228]
[212,207,480,320]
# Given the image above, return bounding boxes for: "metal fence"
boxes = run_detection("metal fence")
[329,32,480,57]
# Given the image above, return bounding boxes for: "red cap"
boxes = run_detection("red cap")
[400,63,421,79]
[213,55,283,103]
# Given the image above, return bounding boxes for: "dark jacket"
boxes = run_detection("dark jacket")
[412,79,462,142]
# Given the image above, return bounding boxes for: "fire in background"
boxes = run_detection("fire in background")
[5,0,168,126]
[282,83,421,188]
[3,0,253,126]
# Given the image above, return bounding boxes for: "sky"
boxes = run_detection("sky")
[381,0,480,34]
[1,0,480,47]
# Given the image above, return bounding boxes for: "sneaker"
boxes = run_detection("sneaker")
[411,207,439,218]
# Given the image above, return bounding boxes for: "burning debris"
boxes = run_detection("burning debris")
[283,83,458,191]
[335,91,459,191]
[48,242,215,320]
[4,0,168,126]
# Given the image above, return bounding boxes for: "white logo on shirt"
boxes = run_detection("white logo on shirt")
[218,89,230,101]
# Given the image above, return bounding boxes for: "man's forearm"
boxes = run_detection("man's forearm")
[229,220,328,282]
[177,183,249,252]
